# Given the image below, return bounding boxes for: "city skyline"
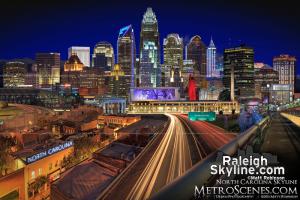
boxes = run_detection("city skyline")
[0,0,299,74]
[1,2,300,199]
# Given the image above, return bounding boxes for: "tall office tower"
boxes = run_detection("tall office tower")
[223,45,255,99]
[139,7,161,87]
[68,46,90,67]
[109,64,127,98]
[163,33,184,88]
[3,61,27,87]
[273,54,296,92]
[206,38,217,78]
[36,52,60,88]
[117,24,136,91]
[186,35,207,84]
[92,41,114,72]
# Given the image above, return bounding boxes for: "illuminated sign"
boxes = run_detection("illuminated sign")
[188,112,216,121]
[25,141,73,164]
[131,87,179,101]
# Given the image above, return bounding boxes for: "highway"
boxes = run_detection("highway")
[125,114,235,200]
[126,114,192,200]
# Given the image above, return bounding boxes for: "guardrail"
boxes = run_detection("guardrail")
[151,116,270,200]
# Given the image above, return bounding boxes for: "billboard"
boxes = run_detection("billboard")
[131,87,179,101]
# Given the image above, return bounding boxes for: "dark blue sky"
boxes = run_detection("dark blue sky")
[0,0,299,73]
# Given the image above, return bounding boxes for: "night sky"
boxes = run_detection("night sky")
[0,0,299,73]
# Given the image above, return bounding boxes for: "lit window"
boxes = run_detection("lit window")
[31,171,35,179]
[38,168,42,176]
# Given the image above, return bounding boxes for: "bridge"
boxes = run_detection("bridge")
[128,101,240,115]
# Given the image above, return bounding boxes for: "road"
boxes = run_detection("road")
[126,114,235,200]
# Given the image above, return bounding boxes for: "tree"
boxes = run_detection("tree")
[0,136,16,176]
[28,175,48,198]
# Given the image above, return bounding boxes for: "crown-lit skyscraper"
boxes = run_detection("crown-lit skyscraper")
[92,41,114,72]
[117,25,136,90]
[139,7,161,87]
[206,38,217,78]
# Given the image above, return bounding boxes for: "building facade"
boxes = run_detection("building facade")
[92,42,114,72]
[64,54,84,72]
[163,33,183,88]
[36,53,60,88]
[79,67,106,97]
[254,65,279,101]
[273,54,296,93]
[62,54,84,88]
[186,35,207,85]
[206,38,217,78]
[269,84,293,104]
[0,141,74,200]
[3,61,27,88]
[139,7,161,88]
[109,64,128,99]
[68,46,90,67]
[223,46,255,99]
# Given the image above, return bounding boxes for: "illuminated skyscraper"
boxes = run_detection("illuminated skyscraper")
[92,41,114,72]
[273,54,296,93]
[223,45,255,99]
[139,7,161,87]
[68,46,90,67]
[36,52,60,88]
[117,25,136,90]
[3,61,27,87]
[206,38,217,78]
[186,35,207,84]
[163,33,183,88]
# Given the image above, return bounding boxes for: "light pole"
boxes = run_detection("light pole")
[267,84,270,115]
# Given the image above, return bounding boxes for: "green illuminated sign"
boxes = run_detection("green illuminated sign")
[188,112,216,121]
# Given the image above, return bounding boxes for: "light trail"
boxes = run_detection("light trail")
[126,114,192,200]
[126,114,235,200]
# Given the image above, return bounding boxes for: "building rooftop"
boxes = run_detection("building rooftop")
[99,142,140,161]
[65,54,83,65]
[51,160,116,200]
